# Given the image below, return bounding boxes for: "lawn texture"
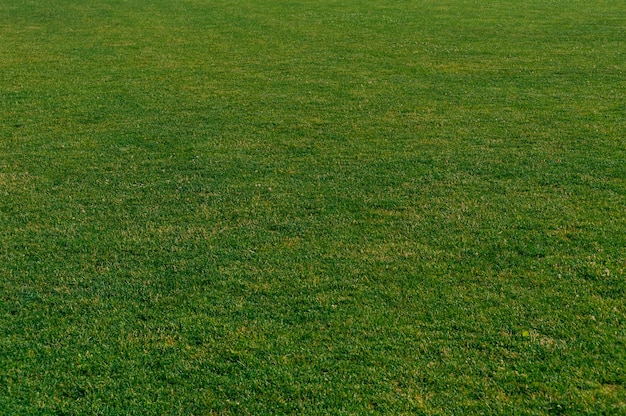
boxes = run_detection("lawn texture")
[1,0,625,414]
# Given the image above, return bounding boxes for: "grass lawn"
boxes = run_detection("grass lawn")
[1,0,625,413]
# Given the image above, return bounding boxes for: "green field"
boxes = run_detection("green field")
[1,0,625,414]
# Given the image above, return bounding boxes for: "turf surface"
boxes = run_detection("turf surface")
[1,0,625,414]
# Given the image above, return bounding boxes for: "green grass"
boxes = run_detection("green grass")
[1,0,625,414]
